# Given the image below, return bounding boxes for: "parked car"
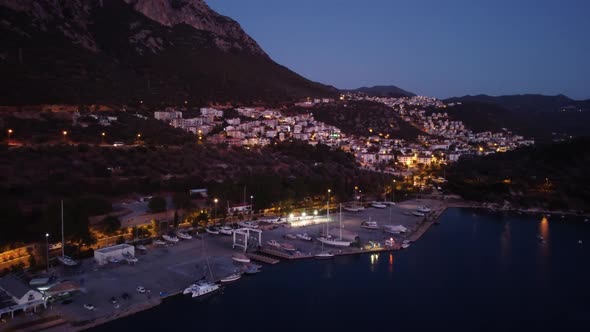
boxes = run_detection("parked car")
[83,304,94,311]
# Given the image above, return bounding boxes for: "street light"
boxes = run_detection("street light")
[7,129,13,140]
[213,198,218,221]
[327,189,331,221]
[250,195,254,215]
[45,233,50,273]
[392,179,396,203]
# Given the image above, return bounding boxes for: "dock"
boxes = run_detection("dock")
[245,252,280,264]
[258,248,313,260]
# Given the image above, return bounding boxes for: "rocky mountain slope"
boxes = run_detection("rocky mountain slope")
[0,0,336,105]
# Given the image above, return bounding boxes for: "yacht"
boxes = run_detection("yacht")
[220,273,242,283]
[361,220,379,230]
[371,202,387,209]
[296,233,313,241]
[162,234,179,243]
[184,281,220,298]
[205,227,220,235]
[176,231,192,240]
[219,226,234,235]
[232,253,250,263]
[417,206,432,213]
[317,236,351,247]
[383,224,407,234]
[267,240,281,248]
[314,251,334,259]
[237,221,259,229]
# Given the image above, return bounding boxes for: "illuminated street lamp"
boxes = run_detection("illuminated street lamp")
[213,198,219,221]
[62,130,68,142]
[7,128,13,140]
[250,195,254,215]
[327,189,331,221]
[45,233,50,272]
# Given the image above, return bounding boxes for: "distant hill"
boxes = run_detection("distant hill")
[0,0,337,105]
[445,94,590,112]
[442,94,590,141]
[446,137,590,211]
[347,85,415,98]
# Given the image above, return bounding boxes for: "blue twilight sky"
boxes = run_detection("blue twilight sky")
[208,0,590,100]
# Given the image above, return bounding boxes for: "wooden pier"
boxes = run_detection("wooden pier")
[245,252,280,264]
[258,248,313,260]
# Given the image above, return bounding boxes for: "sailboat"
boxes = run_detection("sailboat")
[56,200,78,267]
[183,236,220,298]
[317,204,351,247]
[382,203,407,234]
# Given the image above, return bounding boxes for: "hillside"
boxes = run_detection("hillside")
[446,138,590,211]
[446,94,590,113]
[347,85,415,97]
[285,100,425,141]
[0,0,337,105]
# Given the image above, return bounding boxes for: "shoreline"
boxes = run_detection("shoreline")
[19,198,586,332]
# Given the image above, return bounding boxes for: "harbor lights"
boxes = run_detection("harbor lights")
[213,198,219,220]
[45,233,50,272]
[313,210,318,217]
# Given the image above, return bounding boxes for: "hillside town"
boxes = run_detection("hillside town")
[151,94,535,173]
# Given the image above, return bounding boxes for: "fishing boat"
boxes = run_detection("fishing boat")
[56,201,78,266]
[361,218,379,230]
[176,231,192,240]
[267,240,281,248]
[232,253,250,263]
[412,211,425,217]
[205,227,220,235]
[219,226,234,235]
[296,233,313,241]
[220,273,242,283]
[162,234,179,243]
[237,221,259,229]
[280,243,296,251]
[383,224,407,234]
[284,234,297,240]
[314,251,334,259]
[371,202,387,209]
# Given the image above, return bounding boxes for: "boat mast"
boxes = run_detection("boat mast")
[61,199,65,258]
[339,203,342,240]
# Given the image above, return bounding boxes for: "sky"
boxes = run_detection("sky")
[208,0,590,99]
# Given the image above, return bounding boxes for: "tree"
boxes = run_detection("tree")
[173,211,179,228]
[102,216,121,235]
[148,196,166,213]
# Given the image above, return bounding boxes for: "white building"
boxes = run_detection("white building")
[154,111,182,121]
[0,275,46,319]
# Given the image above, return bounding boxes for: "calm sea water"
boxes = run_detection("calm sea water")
[90,208,590,331]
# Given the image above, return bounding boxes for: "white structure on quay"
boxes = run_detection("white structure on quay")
[94,244,135,265]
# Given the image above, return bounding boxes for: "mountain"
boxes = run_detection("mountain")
[0,0,337,105]
[347,85,415,98]
[442,94,590,141]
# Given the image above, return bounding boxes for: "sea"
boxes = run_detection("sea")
[89,208,590,331]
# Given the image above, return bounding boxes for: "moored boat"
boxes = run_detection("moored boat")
[162,234,179,243]
[220,273,242,283]
[267,239,281,248]
[57,255,78,267]
[361,220,379,230]
[153,240,166,246]
[284,234,297,240]
[176,231,192,240]
[232,253,250,263]
[383,224,407,234]
[401,243,410,249]
[135,244,147,251]
[205,227,220,235]
[412,211,425,217]
[317,236,351,247]
[280,243,296,251]
[237,221,259,229]
[371,202,387,209]
[417,206,431,213]
[314,251,334,259]
[219,226,234,235]
[343,205,361,212]
[296,233,313,241]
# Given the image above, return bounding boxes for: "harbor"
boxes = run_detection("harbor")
[2,199,447,331]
